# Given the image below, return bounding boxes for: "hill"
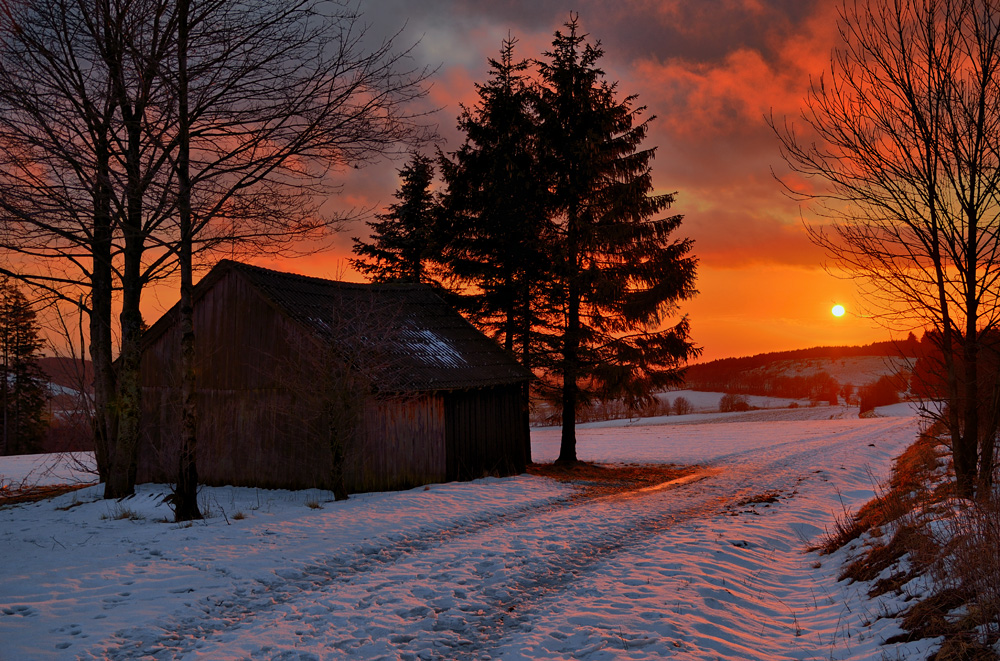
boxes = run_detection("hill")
[683,340,918,402]
[36,357,92,453]
[38,356,92,392]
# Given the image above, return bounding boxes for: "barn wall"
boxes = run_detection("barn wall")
[352,395,447,492]
[445,384,528,481]
[138,269,456,492]
[138,269,333,489]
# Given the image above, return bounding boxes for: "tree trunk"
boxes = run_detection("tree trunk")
[520,289,532,465]
[174,0,202,522]
[957,326,980,499]
[557,209,579,465]
[90,135,115,485]
[956,205,981,500]
[105,113,145,500]
[106,273,142,499]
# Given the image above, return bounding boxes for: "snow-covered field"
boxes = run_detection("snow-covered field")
[0,404,940,660]
[649,389,811,413]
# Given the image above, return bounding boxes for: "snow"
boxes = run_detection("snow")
[0,452,95,489]
[760,355,912,387]
[0,404,940,659]
[652,389,808,413]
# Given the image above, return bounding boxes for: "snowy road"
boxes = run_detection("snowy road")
[1,407,937,660]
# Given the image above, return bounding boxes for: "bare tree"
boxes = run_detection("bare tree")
[0,0,432,507]
[773,0,1000,497]
[161,0,432,520]
[0,0,181,496]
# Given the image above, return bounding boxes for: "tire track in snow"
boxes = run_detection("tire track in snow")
[85,493,577,659]
[340,417,915,659]
[86,417,914,659]
[384,427,882,660]
[88,475,721,660]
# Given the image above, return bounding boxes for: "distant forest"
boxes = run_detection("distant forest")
[682,338,919,402]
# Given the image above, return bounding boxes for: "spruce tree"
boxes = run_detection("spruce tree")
[438,37,550,368]
[536,16,699,464]
[351,152,439,284]
[0,279,47,455]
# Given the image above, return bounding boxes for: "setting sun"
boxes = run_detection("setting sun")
[832,304,846,317]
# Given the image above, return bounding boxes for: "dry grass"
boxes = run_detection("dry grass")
[100,503,143,521]
[934,496,1000,653]
[820,422,999,657]
[817,429,947,555]
[526,461,698,498]
[735,490,783,506]
[0,483,94,508]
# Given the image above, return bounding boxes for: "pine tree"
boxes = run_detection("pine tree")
[0,279,47,455]
[535,16,699,463]
[351,152,439,284]
[438,37,551,368]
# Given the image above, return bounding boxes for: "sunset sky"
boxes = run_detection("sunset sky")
[253,0,896,362]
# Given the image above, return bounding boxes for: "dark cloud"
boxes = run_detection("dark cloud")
[363,0,827,68]
[304,1,879,358]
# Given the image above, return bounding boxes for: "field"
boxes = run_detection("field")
[0,403,942,659]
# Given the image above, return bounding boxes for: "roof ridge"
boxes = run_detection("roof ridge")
[142,259,531,391]
[220,259,430,291]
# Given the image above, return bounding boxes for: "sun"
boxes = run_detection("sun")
[832,304,846,317]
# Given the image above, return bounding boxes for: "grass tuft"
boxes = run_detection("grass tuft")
[101,503,143,521]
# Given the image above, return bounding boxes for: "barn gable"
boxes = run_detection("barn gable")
[137,260,531,493]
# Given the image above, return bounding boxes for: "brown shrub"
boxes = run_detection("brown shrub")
[672,396,692,415]
[719,393,751,413]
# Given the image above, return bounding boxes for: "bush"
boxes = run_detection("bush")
[859,375,901,413]
[639,397,670,418]
[672,396,692,415]
[719,393,751,413]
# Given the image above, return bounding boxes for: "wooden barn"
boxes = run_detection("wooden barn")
[136,260,531,493]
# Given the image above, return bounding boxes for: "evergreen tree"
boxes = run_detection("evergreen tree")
[351,153,439,284]
[535,16,699,463]
[0,279,47,455]
[439,37,551,368]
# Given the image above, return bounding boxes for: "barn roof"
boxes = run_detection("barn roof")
[148,260,531,392]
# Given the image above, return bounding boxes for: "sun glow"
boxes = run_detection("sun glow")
[831,304,846,317]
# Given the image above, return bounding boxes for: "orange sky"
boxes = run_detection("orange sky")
[187,1,895,363]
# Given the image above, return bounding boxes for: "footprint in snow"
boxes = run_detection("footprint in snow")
[2,604,38,617]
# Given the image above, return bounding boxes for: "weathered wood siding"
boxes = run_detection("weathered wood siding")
[137,269,456,492]
[138,268,333,489]
[138,265,529,493]
[352,395,447,492]
[445,384,528,480]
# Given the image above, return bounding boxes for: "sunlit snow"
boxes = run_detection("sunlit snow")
[0,403,941,659]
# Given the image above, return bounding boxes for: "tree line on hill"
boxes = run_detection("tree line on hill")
[684,337,920,386]
[682,338,920,404]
